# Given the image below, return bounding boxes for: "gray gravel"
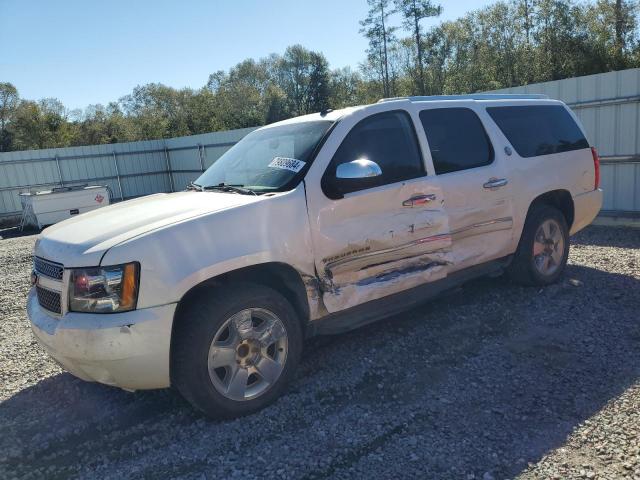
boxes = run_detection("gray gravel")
[0,225,638,479]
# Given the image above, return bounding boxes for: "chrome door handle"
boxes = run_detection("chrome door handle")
[483,178,508,189]
[402,194,436,207]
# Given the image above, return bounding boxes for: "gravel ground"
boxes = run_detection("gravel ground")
[0,225,638,480]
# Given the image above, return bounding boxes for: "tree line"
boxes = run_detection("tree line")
[1,0,638,152]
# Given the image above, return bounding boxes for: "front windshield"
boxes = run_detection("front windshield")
[195,120,334,192]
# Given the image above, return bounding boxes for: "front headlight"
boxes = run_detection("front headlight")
[68,262,140,313]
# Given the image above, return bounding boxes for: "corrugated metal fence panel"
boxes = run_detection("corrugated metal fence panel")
[3,70,639,220]
[0,127,256,219]
[489,68,640,215]
[165,128,254,169]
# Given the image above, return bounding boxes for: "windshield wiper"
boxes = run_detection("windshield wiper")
[187,181,204,191]
[201,183,258,196]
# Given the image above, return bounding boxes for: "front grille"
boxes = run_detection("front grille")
[34,257,64,280]
[36,286,62,314]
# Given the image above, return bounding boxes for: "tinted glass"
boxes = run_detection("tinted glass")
[196,120,333,192]
[419,108,493,175]
[487,105,589,158]
[326,110,424,193]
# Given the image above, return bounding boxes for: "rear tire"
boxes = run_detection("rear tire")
[508,204,570,286]
[171,283,302,419]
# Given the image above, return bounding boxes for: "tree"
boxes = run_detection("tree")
[206,59,272,128]
[8,98,71,150]
[580,0,639,71]
[277,45,331,115]
[307,52,331,112]
[0,82,19,151]
[394,0,442,95]
[262,84,289,124]
[360,0,397,97]
[2,5,640,154]
[329,67,365,108]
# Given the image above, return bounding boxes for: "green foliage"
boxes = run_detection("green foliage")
[0,0,638,152]
[0,82,19,151]
[413,0,640,94]
[394,0,442,95]
[360,0,398,97]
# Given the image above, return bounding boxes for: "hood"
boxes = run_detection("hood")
[35,191,263,267]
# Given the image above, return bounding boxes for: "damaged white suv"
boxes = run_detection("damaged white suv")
[28,94,602,417]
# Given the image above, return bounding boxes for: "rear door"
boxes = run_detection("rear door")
[304,107,452,313]
[416,105,515,272]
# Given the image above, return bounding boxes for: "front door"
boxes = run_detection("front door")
[417,106,514,273]
[305,109,453,313]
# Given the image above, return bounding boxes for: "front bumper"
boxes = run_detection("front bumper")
[27,289,176,390]
[570,189,603,235]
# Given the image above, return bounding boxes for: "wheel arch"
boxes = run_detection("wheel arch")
[526,189,575,230]
[170,262,311,357]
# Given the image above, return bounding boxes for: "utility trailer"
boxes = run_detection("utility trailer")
[19,185,110,230]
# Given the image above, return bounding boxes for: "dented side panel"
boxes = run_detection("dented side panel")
[309,178,453,313]
[303,100,516,316]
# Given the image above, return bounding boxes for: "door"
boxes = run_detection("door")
[305,109,453,313]
[417,106,514,273]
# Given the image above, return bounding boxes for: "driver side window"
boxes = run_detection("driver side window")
[322,110,425,197]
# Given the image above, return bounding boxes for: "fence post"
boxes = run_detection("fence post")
[164,147,175,192]
[112,152,124,201]
[197,144,205,172]
[54,155,64,187]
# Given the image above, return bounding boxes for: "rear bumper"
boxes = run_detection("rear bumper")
[570,189,603,235]
[27,289,176,390]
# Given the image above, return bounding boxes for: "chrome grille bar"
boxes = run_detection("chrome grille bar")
[34,256,64,280]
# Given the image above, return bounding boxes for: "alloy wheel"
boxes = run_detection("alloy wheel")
[207,308,288,401]
[532,219,565,276]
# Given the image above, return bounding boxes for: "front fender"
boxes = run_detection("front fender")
[100,186,317,310]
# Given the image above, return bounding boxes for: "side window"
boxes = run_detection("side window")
[487,105,589,158]
[324,110,424,195]
[419,108,493,175]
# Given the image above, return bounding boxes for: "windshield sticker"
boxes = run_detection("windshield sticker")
[268,157,306,173]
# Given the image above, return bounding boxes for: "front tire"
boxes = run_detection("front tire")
[171,283,302,418]
[508,204,570,286]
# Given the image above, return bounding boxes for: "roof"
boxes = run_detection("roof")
[378,94,549,103]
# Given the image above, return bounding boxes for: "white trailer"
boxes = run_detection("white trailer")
[19,185,111,230]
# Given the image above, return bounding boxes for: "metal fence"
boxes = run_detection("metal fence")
[490,68,640,218]
[2,68,639,223]
[0,127,256,222]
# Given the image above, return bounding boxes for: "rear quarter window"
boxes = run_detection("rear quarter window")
[487,105,589,158]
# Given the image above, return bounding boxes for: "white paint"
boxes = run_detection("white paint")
[27,289,175,389]
[27,96,603,391]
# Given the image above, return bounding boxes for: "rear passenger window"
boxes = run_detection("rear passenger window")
[419,108,493,175]
[487,105,589,158]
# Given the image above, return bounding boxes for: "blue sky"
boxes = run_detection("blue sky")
[1,0,494,110]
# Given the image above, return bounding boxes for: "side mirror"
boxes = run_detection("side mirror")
[336,159,382,179]
[323,159,383,199]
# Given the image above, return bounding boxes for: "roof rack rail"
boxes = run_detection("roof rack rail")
[377,93,549,103]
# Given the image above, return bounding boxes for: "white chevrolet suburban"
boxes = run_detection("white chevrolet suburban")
[27,94,603,418]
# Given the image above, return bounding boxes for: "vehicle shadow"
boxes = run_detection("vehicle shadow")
[571,224,639,248]
[0,226,41,239]
[1,262,638,479]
